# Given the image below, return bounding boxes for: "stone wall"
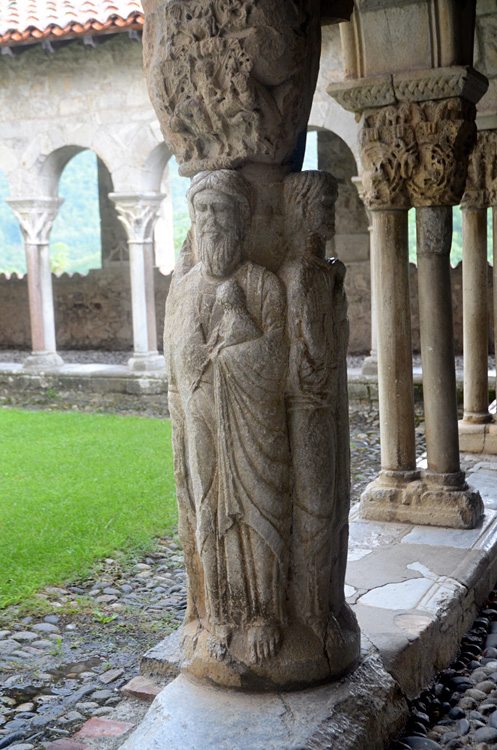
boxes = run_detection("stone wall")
[0,264,492,355]
[0,267,171,351]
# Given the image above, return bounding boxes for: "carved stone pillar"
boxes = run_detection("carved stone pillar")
[6,197,64,370]
[109,193,165,372]
[329,74,485,527]
[138,0,360,693]
[459,130,497,453]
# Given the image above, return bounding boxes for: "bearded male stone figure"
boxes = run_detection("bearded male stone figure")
[164,170,291,672]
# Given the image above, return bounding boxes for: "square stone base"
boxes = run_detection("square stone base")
[359,476,483,529]
[459,419,497,454]
[120,652,407,750]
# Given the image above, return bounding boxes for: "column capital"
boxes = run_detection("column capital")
[6,197,64,245]
[109,192,164,244]
[461,129,497,209]
[359,98,477,209]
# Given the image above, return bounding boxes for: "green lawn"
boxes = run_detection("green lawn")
[0,409,177,608]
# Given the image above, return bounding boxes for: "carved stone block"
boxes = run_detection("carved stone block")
[360,98,477,208]
[142,0,321,175]
[462,129,497,209]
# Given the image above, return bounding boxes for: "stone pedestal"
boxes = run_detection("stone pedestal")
[6,197,64,370]
[120,655,406,750]
[110,193,165,373]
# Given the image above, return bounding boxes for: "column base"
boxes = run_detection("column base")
[143,605,360,692]
[459,418,497,454]
[23,352,64,371]
[361,355,378,376]
[128,353,166,372]
[360,471,483,529]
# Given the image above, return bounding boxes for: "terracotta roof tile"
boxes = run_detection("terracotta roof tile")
[0,0,144,46]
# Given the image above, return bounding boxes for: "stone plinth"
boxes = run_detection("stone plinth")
[120,656,406,750]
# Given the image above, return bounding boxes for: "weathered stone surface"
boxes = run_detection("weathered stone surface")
[163,168,359,688]
[143,0,322,175]
[121,676,162,702]
[121,653,407,750]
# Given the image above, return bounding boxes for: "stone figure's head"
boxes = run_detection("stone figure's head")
[284,170,338,248]
[188,170,251,278]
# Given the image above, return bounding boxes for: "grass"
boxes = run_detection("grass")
[0,409,177,608]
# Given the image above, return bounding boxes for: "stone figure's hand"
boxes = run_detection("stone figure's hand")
[216,278,246,310]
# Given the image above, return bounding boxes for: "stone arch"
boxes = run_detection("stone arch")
[39,144,114,200]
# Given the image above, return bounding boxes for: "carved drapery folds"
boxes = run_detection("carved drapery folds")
[143,0,321,175]
[461,130,497,209]
[360,98,477,209]
[143,0,360,690]
[163,169,360,689]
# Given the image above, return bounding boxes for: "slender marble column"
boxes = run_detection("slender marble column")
[462,207,491,424]
[416,206,462,481]
[7,197,64,370]
[109,193,165,372]
[373,209,418,477]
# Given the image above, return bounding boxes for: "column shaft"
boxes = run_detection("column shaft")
[25,242,58,355]
[416,206,460,477]
[462,208,491,422]
[129,241,156,356]
[374,209,417,474]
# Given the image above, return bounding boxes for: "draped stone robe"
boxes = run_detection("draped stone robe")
[165,259,290,633]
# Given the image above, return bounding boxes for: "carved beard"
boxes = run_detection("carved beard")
[198,233,240,278]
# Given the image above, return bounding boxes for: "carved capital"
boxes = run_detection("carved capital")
[6,197,64,245]
[109,193,164,243]
[143,0,321,175]
[461,130,497,209]
[360,99,477,209]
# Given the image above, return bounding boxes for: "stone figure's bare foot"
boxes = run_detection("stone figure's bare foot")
[208,623,233,660]
[247,624,281,664]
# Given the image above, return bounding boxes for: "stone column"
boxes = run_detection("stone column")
[415,206,480,523]
[135,0,360,696]
[373,208,417,477]
[6,197,64,370]
[109,193,165,372]
[462,206,491,423]
[458,130,497,453]
[328,82,485,527]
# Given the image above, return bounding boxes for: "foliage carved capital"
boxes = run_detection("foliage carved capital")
[109,193,164,243]
[360,99,477,209]
[6,197,64,245]
[461,130,497,209]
